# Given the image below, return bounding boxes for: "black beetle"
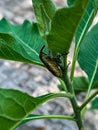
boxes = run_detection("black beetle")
[39,45,66,77]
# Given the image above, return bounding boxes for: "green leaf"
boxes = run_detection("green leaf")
[18,114,42,127]
[93,81,98,89]
[70,0,97,81]
[47,0,90,54]
[58,76,98,92]
[78,23,98,84]
[73,77,89,91]
[0,18,46,65]
[58,77,89,92]
[0,89,40,130]
[0,89,71,130]
[32,0,56,37]
[73,77,98,91]
[67,0,76,6]
[90,97,98,109]
[75,0,97,43]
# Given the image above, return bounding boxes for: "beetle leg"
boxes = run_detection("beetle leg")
[54,54,62,64]
[60,61,71,71]
[61,52,69,56]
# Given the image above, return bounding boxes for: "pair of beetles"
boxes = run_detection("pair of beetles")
[39,45,69,78]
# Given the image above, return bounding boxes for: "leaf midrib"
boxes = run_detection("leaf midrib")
[7,21,39,57]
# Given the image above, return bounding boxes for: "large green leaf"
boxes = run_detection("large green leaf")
[0,88,71,130]
[0,18,46,65]
[69,0,97,81]
[75,0,97,43]
[78,23,98,84]
[47,0,90,54]
[32,0,56,37]
[0,89,40,130]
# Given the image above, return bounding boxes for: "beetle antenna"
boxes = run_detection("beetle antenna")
[40,45,45,53]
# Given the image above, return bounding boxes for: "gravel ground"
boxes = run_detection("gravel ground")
[0,0,98,130]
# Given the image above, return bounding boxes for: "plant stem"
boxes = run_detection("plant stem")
[70,46,79,81]
[24,114,75,121]
[63,74,84,130]
[59,78,67,92]
[80,90,98,111]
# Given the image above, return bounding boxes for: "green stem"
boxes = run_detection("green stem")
[37,92,73,103]
[62,74,84,130]
[24,114,75,121]
[70,46,79,81]
[80,90,98,111]
[59,78,67,92]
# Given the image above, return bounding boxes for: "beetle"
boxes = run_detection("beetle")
[39,45,68,78]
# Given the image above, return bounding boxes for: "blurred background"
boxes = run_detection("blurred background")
[0,0,98,130]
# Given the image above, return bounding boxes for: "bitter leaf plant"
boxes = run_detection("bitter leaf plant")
[0,0,98,130]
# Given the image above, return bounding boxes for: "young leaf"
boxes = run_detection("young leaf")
[73,77,89,91]
[78,23,98,85]
[93,81,98,89]
[47,0,90,54]
[58,76,88,92]
[32,0,56,37]
[58,76,98,92]
[0,18,46,65]
[90,97,98,109]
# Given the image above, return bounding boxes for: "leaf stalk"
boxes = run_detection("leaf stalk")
[24,114,75,121]
[80,90,98,111]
